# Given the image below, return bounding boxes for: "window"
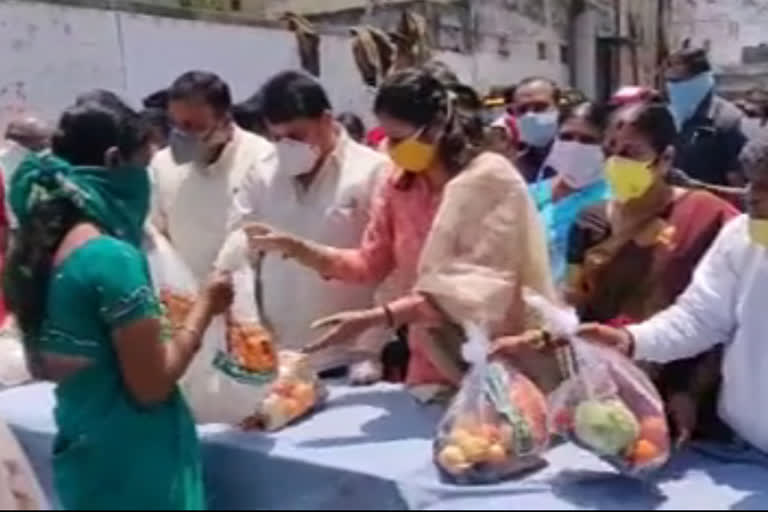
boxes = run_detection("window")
[560,44,569,64]
[537,42,548,61]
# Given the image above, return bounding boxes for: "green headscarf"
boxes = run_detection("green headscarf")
[10,152,150,247]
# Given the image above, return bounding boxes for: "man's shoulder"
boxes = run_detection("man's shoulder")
[149,147,188,184]
[237,130,275,160]
[339,140,391,189]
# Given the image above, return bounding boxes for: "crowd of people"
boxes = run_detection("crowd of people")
[2,41,768,510]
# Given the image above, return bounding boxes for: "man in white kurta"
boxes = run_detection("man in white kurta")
[584,132,768,451]
[228,71,389,374]
[624,214,767,451]
[150,71,273,281]
[613,135,768,451]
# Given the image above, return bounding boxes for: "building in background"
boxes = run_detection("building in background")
[670,0,768,99]
[0,0,673,131]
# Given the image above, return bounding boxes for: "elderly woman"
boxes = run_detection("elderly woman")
[245,68,554,388]
[4,99,232,509]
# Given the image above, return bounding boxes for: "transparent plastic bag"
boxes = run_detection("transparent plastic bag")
[254,351,328,431]
[524,290,671,475]
[434,324,549,484]
[213,230,278,383]
[146,227,277,424]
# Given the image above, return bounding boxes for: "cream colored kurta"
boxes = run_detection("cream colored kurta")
[150,126,274,281]
[228,130,390,370]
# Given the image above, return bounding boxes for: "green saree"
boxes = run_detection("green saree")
[8,155,205,510]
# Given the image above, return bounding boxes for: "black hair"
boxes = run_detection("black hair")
[260,71,332,124]
[374,68,484,176]
[560,101,610,133]
[140,107,171,147]
[169,71,232,114]
[421,60,460,87]
[75,89,134,117]
[668,45,711,76]
[617,102,678,154]
[52,102,149,165]
[452,84,483,113]
[5,101,150,341]
[515,76,562,103]
[143,89,170,110]
[336,112,366,143]
[232,93,268,137]
[502,84,518,105]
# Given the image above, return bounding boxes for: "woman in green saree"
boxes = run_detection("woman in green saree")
[4,99,232,510]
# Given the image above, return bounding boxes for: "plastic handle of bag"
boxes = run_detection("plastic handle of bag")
[461,323,488,398]
[523,288,597,399]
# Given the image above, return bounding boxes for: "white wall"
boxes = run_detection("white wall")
[670,0,768,68]
[0,1,125,127]
[0,0,568,132]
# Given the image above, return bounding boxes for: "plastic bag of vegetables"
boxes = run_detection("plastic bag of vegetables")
[434,324,549,484]
[525,290,671,475]
[249,351,328,431]
[147,226,277,424]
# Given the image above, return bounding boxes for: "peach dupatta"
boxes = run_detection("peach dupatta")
[415,152,556,337]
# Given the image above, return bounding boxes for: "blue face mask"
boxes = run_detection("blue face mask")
[518,110,559,148]
[667,71,715,126]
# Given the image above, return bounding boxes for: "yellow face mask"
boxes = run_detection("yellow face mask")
[605,156,656,203]
[749,218,768,248]
[388,128,437,173]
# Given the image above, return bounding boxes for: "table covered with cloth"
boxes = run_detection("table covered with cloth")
[2,382,768,510]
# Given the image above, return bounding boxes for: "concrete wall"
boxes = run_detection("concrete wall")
[670,0,768,68]
[669,0,768,95]
[0,0,568,132]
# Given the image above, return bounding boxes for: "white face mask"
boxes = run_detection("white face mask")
[547,139,605,189]
[0,141,31,182]
[275,139,320,177]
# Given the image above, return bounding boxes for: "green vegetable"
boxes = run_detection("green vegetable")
[574,399,639,456]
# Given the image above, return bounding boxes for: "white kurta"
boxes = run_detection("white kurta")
[629,215,768,451]
[228,130,390,370]
[150,126,274,281]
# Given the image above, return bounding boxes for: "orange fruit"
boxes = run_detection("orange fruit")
[281,397,304,419]
[486,444,508,465]
[459,435,490,464]
[631,439,661,465]
[478,424,502,443]
[438,445,470,475]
